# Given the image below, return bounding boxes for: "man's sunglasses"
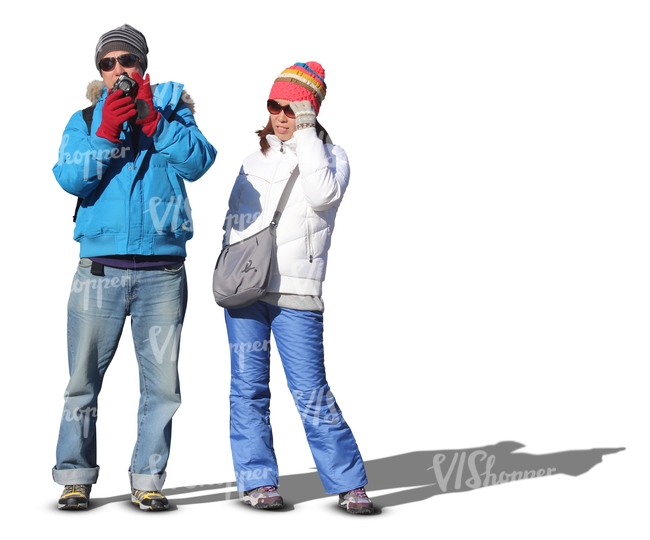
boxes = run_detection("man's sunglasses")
[267,99,295,119]
[99,54,139,72]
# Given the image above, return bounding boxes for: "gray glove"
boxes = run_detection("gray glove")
[290,101,316,130]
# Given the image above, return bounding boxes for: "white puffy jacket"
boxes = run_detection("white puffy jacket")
[223,128,349,296]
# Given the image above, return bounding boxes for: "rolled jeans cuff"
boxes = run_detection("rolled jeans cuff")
[52,466,99,486]
[130,471,167,491]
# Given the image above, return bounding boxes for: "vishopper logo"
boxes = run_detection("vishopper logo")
[236,466,275,488]
[71,274,128,310]
[147,195,192,234]
[144,324,182,364]
[143,454,166,492]
[229,337,339,426]
[292,387,340,426]
[224,211,262,231]
[57,134,130,181]
[230,339,271,372]
[427,450,557,492]
[62,395,97,439]
[239,385,340,427]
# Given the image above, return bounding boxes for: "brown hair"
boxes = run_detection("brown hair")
[256,118,332,155]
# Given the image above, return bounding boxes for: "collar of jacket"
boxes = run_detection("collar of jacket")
[266,134,297,154]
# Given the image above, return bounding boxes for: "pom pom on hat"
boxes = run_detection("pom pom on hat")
[268,61,327,115]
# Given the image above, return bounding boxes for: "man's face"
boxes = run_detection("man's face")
[100,50,144,91]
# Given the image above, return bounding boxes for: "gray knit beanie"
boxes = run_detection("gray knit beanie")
[95,24,149,72]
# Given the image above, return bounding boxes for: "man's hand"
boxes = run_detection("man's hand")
[95,90,137,143]
[131,72,160,137]
[290,101,316,130]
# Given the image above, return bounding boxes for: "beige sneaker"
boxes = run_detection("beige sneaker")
[242,486,284,509]
[338,486,374,514]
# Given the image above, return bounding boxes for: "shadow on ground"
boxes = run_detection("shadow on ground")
[89,441,625,512]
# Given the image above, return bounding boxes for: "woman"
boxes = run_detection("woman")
[221,62,373,514]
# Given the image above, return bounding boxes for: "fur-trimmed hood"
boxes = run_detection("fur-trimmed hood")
[85,80,196,114]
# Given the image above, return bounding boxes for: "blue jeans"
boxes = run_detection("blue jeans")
[225,301,368,494]
[52,259,187,491]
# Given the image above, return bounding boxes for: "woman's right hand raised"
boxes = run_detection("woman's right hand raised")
[290,101,316,130]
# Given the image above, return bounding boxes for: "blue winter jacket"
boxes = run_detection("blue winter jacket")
[53,80,216,258]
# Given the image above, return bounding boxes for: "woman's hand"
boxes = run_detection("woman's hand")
[290,101,316,130]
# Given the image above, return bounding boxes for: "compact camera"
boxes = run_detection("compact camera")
[113,73,138,97]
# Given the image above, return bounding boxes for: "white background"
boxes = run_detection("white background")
[1,0,647,536]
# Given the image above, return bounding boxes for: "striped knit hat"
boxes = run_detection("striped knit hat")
[95,24,149,73]
[269,62,327,115]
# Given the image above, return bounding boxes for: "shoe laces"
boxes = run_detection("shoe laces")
[64,484,89,495]
[247,486,278,495]
[346,487,368,499]
[134,489,165,497]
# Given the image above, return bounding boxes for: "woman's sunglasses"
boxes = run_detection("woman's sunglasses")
[99,54,139,72]
[267,99,295,119]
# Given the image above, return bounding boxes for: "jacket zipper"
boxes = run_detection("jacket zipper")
[264,154,284,231]
[306,219,313,262]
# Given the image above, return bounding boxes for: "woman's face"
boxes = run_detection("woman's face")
[270,99,296,141]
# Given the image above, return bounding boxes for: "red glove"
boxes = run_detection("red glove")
[131,72,160,137]
[95,90,137,143]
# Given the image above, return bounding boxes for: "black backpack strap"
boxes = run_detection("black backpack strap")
[73,197,83,223]
[73,105,96,222]
[82,104,95,131]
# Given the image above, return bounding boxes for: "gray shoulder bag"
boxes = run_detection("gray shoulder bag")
[212,167,300,309]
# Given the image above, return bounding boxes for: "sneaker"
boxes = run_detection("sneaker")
[338,486,374,514]
[131,489,169,511]
[241,486,284,509]
[58,484,92,510]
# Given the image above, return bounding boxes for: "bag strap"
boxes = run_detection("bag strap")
[270,166,300,228]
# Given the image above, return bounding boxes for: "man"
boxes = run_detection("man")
[52,24,216,511]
